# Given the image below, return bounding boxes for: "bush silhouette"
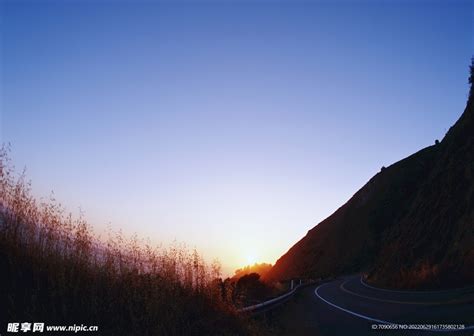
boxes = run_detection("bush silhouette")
[235,273,271,305]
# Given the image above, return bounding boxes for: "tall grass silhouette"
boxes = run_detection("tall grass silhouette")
[0,146,258,335]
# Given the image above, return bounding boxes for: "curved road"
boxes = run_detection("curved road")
[268,275,474,336]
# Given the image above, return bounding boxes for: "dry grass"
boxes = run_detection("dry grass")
[0,145,261,335]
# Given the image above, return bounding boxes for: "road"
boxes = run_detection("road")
[263,275,474,336]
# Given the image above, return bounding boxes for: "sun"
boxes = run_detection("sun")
[245,253,257,266]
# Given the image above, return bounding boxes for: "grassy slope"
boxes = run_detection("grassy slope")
[0,152,260,335]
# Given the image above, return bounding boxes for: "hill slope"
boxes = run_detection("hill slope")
[266,96,474,289]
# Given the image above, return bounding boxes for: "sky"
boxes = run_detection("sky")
[1,0,473,275]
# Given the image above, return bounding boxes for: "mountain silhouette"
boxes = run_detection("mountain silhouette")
[265,68,474,289]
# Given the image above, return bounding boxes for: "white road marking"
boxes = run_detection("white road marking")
[314,281,474,333]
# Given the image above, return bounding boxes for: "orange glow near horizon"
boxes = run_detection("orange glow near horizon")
[215,240,283,277]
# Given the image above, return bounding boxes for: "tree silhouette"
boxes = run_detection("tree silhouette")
[469,56,474,100]
[235,273,270,305]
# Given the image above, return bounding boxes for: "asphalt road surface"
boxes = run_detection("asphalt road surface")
[264,275,474,336]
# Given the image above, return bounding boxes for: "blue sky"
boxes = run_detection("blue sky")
[1,0,473,274]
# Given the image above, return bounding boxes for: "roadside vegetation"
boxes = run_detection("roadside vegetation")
[0,146,266,335]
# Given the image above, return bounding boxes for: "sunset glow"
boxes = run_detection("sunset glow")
[2,1,471,276]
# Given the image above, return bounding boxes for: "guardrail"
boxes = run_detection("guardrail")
[238,280,316,313]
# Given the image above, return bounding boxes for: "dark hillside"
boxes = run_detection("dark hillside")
[265,145,439,283]
[369,98,474,288]
[266,65,474,289]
